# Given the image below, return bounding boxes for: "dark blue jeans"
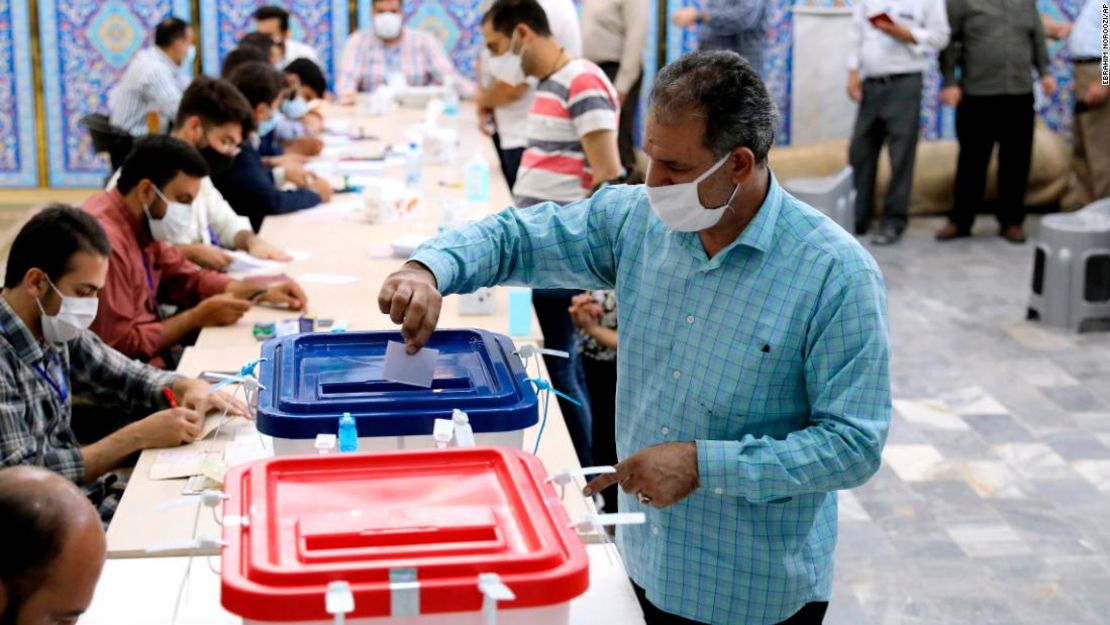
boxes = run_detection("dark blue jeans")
[532,288,593,467]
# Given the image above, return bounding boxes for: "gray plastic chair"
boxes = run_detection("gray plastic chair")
[1079,197,1110,219]
[1028,210,1110,331]
[782,166,855,234]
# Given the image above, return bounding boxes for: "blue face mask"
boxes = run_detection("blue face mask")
[281,96,309,120]
[257,113,279,137]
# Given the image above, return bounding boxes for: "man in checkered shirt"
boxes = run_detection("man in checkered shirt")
[0,206,246,526]
[336,0,476,102]
[380,51,892,624]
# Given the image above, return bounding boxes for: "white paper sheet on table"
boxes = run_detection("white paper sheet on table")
[225,250,311,275]
[298,272,360,285]
[226,251,283,275]
[289,198,362,221]
[381,340,439,388]
[148,440,224,480]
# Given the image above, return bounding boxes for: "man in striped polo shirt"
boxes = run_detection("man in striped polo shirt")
[481,0,625,468]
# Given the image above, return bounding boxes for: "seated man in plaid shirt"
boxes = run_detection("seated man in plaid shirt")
[336,0,476,102]
[0,206,246,525]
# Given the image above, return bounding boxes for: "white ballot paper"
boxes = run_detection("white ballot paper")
[381,340,438,388]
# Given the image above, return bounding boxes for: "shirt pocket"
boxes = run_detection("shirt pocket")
[700,319,801,441]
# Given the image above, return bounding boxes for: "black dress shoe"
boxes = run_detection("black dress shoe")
[936,223,972,241]
[871,223,902,245]
[1001,225,1027,243]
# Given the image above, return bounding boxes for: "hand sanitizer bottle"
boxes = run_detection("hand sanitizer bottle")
[338,412,358,453]
[464,151,491,204]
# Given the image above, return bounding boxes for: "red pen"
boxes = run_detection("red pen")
[162,387,178,409]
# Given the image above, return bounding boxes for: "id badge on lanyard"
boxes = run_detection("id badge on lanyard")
[32,351,69,465]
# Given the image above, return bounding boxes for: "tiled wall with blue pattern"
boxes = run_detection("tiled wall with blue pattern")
[0,0,1087,187]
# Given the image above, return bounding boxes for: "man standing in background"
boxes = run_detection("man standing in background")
[480,0,624,467]
[1059,0,1110,208]
[846,0,950,244]
[937,0,1054,243]
[582,0,649,171]
[672,0,768,73]
[476,0,582,190]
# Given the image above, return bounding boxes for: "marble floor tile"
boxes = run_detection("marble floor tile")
[992,443,1074,479]
[892,399,970,431]
[1071,460,1110,493]
[881,444,947,482]
[962,461,1032,499]
[946,522,1031,558]
[838,489,872,522]
[942,385,1010,416]
[966,413,1037,444]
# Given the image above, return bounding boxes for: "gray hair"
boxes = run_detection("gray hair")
[649,51,777,164]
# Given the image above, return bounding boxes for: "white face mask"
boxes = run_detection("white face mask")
[646,153,740,232]
[488,34,526,86]
[373,11,403,40]
[144,186,194,243]
[36,276,99,344]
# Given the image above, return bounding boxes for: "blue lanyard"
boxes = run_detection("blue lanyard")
[33,352,69,405]
[140,254,164,321]
[208,225,222,248]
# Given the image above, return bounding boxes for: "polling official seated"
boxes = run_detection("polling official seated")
[82,135,308,367]
[0,466,105,623]
[239,31,284,67]
[0,207,247,523]
[213,62,332,232]
[107,76,291,271]
[107,17,194,136]
[220,45,270,79]
[280,58,328,135]
[336,0,476,103]
[253,5,323,69]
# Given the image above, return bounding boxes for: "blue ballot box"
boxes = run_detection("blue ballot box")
[257,329,538,455]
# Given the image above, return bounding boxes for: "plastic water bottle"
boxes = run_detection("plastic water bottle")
[404,142,422,189]
[464,151,491,204]
[443,79,461,118]
[338,412,358,453]
[508,287,532,337]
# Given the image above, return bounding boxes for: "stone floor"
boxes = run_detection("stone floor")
[826,216,1110,625]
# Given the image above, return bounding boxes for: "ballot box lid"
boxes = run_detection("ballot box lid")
[221,447,589,620]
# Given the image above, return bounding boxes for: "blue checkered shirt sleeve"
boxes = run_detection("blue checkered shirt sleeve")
[697,266,890,502]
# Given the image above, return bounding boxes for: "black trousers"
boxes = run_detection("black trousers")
[583,356,618,513]
[849,73,923,233]
[949,93,1036,232]
[633,583,828,625]
[491,132,525,191]
[597,61,642,171]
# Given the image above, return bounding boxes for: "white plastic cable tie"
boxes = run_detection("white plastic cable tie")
[316,433,337,455]
[155,489,228,512]
[545,466,616,499]
[433,418,455,448]
[145,536,227,555]
[452,409,476,448]
[515,345,570,360]
[567,512,646,533]
[326,580,355,625]
[478,573,516,625]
